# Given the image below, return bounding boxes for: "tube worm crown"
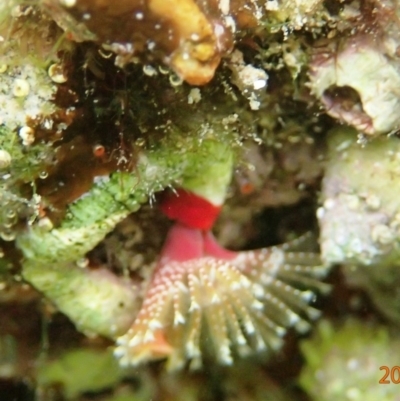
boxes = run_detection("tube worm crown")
[115,224,329,370]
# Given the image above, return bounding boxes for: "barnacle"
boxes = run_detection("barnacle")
[115,224,328,370]
[309,0,400,138]
[309,39,400,136]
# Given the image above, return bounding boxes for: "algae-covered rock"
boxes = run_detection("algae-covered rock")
[37,348,127,399]
[318,126,400,322]
[265,0,326,29]
[41,0,235,85]
[0,2,76,241]
[300,319,400,401]
[318,126,400,267]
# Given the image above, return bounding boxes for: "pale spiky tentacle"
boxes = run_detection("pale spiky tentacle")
[232,246,330,335]
[115,230,329,370]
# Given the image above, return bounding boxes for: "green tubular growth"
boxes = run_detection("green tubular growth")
[17,138,235,337]
[180,140,233,205]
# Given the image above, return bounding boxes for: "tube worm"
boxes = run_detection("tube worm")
[115,144,328,370]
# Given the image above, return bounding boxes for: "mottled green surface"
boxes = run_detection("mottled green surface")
[300,319,400,401]
[37,348,127,399]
